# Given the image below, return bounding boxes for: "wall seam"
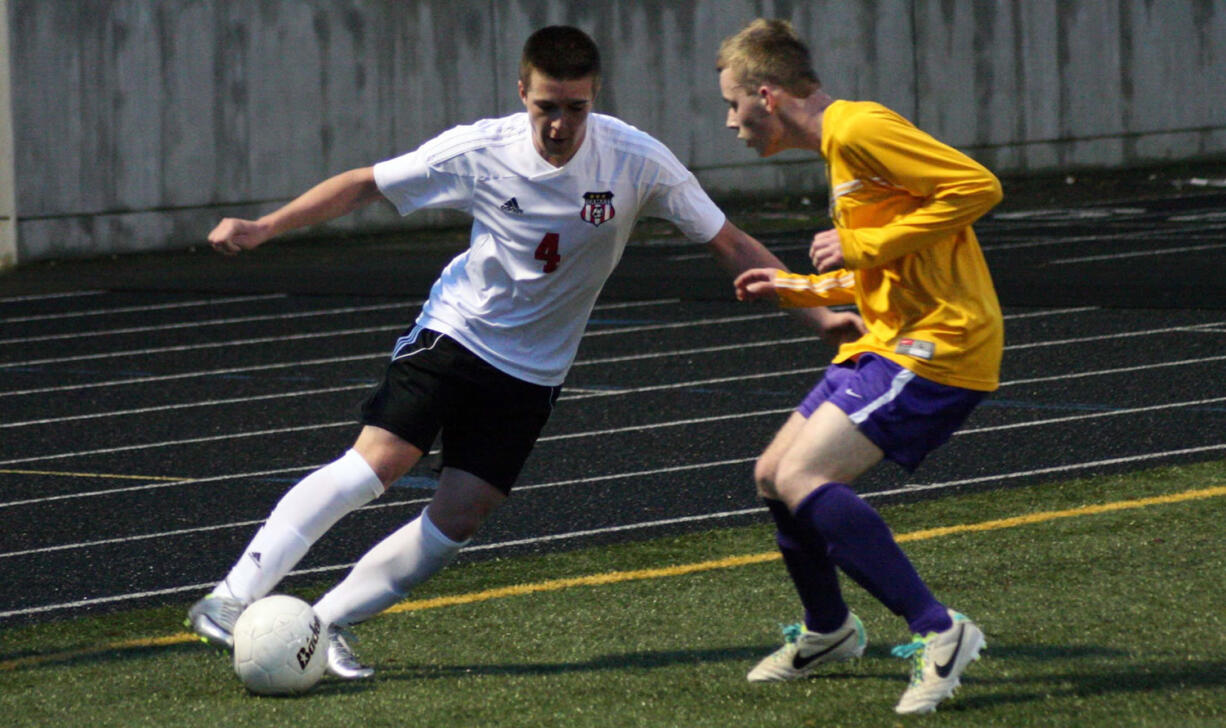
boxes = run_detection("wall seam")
[0,0,16,270]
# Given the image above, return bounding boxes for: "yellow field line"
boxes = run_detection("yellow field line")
[0,468,188,482]
[893,484,1226,543]
[4,482,1224,672]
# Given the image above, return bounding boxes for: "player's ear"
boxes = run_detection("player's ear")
[759,85,777,113]
[518,78,528,104]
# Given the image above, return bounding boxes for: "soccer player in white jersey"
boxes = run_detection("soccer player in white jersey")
[188,26,863,679]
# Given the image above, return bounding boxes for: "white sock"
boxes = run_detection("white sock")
[215,449,384,603]
[313,508,465,627]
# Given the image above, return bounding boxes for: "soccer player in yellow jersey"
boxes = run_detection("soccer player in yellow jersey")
[716,19,1003,714]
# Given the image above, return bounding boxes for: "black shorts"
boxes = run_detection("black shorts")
[359,327,562,494]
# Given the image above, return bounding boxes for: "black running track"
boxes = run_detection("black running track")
[2,171,1225,627]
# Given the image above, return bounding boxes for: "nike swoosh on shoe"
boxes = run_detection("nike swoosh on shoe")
[791,629,855,670]
[934,625,965,678]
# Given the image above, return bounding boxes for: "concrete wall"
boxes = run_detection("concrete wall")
[5,0,1226,265]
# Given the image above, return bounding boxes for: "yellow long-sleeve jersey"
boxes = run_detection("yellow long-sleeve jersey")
[775,100,1004,391]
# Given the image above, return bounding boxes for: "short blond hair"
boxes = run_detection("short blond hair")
[716,18,820,97]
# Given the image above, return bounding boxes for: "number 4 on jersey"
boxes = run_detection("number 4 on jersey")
[535,232,561,273]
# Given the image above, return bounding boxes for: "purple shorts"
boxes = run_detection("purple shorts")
[797,354,986,471]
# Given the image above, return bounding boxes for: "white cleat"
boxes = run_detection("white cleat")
[892,609,986,715]
[184,594,245,651]
[747,612,867,682]
[326,625,375,680]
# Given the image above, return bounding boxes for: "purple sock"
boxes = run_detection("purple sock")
[793,482,951,635]
[765,498,849,633]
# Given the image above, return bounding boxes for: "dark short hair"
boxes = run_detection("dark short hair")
[519,25,602,89]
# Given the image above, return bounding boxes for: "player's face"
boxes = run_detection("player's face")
[519,70,597,167]
[719,67,780,157]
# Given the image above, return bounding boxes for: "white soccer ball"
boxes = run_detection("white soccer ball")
[232,595,326,695]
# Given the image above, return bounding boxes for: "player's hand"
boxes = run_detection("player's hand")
[819,309,867,347]
[734,268,782,302]
[207,217,272,256]
[809,229,845,273]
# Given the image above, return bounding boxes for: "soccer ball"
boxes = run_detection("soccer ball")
[232,595,326,695]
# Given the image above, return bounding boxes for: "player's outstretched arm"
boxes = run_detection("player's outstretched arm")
[208,167,382,255]
[708,221,865,346]
[734,268,781,301]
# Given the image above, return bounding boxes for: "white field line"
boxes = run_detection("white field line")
[4,440,1225,620]
[0,293,286,325]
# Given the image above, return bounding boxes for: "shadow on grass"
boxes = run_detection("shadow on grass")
[375,643,896,683]
[959,658,1226,710]
[980,643,1130,660]
[0,638,204,672]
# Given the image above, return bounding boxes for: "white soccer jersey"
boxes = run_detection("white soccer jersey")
[373,112,726,386]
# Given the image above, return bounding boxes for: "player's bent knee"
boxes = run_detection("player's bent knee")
[353,426,424,488]
[773,460,827,511]
[753,456,781,499]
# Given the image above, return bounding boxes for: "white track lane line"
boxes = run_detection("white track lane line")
[0,298,678,370]
[3,320,1224,464]
[0,293,286,325]
[0,352,386,398]
[1050,241,1226,264]
[668,221,1226,260]
[0,306,1096,399]
[4,441,1224,620]
[0,384,373,429]
[0,323,402,369]
[7,348,1224,510]
[9,387,1226,551]
[0,337,820,421]
[0,300,417,345]
[0,297,681,347]
[0,290,107,304]
[978,221,1226,252]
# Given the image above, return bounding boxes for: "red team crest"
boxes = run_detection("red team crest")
[580,191,615,227]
